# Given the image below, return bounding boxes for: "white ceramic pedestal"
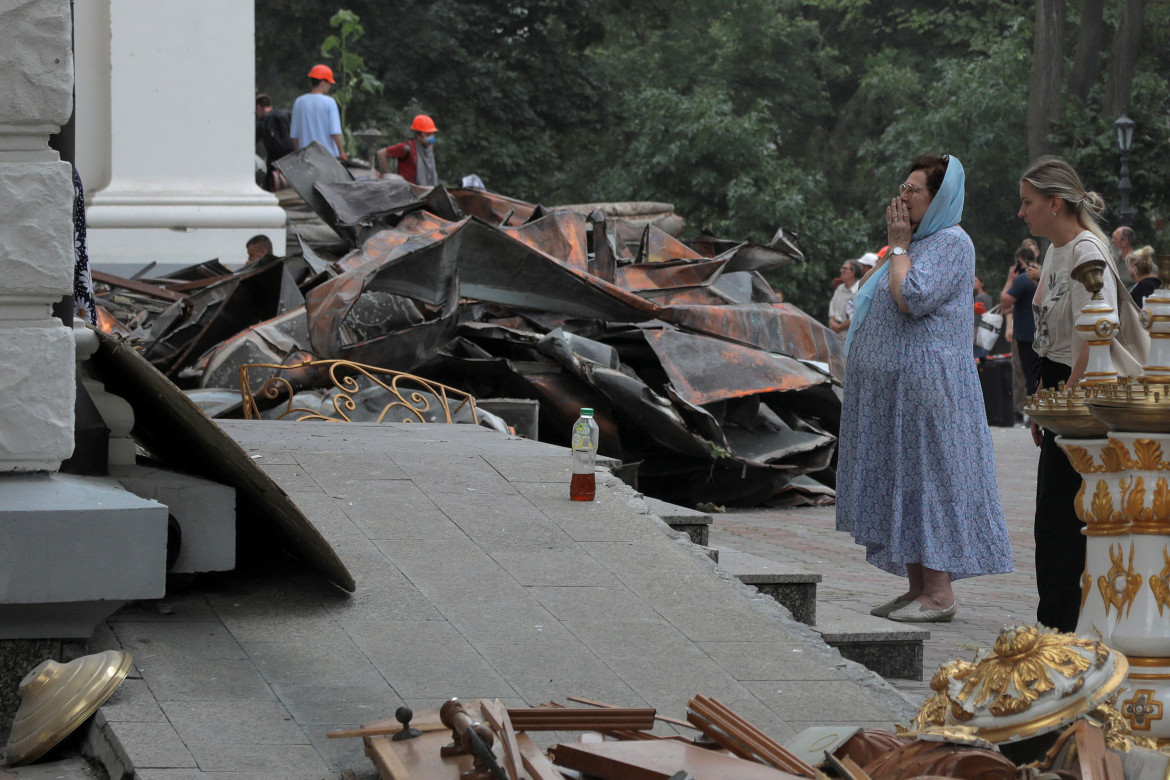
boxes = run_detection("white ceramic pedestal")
[1058,437,1131,644]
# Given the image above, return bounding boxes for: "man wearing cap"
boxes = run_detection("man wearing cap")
[290,64,345,158]
[376,115,440,186]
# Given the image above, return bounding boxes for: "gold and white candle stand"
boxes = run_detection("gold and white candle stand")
[1137,254,1170,384]
[1072,259,1121,385]
[1059,437,1131,646]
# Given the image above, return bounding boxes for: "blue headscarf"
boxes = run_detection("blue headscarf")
[844,155,966,359]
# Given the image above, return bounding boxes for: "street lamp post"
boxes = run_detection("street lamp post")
[1113,115,1136,227]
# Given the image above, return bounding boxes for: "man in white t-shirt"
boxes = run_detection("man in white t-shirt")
[290,64,345,159]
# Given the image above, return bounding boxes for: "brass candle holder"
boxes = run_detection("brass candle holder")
[1138,254,1170,383]
[1071,259,1120,386]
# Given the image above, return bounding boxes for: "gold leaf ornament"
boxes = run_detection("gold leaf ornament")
[1151,545,1170,617]
[952,626,1103,718]
[910,659,975,731]
[1089,481,1115,524]
[1132,438,1166,471]
[1063,445,1099,474]
[1101,440,1133,472]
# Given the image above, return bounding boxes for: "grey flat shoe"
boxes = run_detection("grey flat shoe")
[869,596,913,617]
[887,599,957,623]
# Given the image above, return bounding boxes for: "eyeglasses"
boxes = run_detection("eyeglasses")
[899,183,924,196]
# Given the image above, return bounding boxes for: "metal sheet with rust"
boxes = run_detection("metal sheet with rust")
[659,302,845,382]
[86,330,355,592]
[641,327,829,406]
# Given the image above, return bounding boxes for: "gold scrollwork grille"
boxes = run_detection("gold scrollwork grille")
[238,359,477,425]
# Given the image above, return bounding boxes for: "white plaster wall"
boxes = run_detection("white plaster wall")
[77,0,287,269]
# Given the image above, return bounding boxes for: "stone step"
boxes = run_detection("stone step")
[712,547,820,625]
[811,601,929,680]
[643,497,712,546]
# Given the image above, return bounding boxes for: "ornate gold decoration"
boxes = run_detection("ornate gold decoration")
[1074,481,1086,522]
[1080,570,1091,613]
[1101,439,1134,472]
[951,626,1107,718]
[1125,475,1150,524]
[1151,545,1170,617]
[910,660,974,731]
[1153,479,1170,526]
[1063,445,1100,474]
[1132,438,1167,470]
[1097,542,1143,617]
[1120,689,1165,732]
[1088,700,1161,750]
[1089,481,1118,525]
[238,359,477,425]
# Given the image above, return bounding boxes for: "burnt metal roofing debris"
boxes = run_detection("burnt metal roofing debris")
[91,169,843,508]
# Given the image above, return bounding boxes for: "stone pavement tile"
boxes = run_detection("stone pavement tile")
[331,481,460,540]
[512,482,662,542]
[479,453,574,483]
[487,548,617,587]
[426,491,575,548]
[375,536,512,580]
[475,640,646,705]
[244,451,297,466]
[255,463,326,493]
[696,642,852,683]
[211,599,343,645]
[444,604,576,645]
[303,724,382,778]
[324,567,445,624]
[245,639,385,686]
[160,700,308,745]
[565,621,696,659]
[111,592,218,623]
[112,621,246,660]
[277,491,384,553]
[185,743,330,774]
[272,682,401,725]
[526,585,663,626]
[106,720,197,768]
[346,620,516,700]
[100,678,166,722]
[293,451,408,488]
[134,656,275,702]
[743,680,898,725]
[389,453,517,495]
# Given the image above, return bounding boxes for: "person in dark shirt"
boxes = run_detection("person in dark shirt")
[1001,246,1040,398]
[255,94,295,191]
[1127,245,1161,307]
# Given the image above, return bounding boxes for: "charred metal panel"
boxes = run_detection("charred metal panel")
[641,328,829,406]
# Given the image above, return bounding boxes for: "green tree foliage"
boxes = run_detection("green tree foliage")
[320,9,384,156]
[256,0,1170,316]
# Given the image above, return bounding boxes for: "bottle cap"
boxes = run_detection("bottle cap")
[580,408,593,416]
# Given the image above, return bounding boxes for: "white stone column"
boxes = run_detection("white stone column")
[0,0,77,472]
[75,0,287,272]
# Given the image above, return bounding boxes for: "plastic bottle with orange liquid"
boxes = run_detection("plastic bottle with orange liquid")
[570,408,598,501]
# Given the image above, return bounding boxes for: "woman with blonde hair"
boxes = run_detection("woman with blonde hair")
[1018,156,1149,631]
[1127,245,1161,307]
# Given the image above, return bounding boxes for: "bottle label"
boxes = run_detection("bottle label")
[572,432,593,451]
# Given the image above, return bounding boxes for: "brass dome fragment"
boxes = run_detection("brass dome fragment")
[4,650,133,767]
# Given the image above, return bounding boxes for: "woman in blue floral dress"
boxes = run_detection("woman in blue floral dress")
[836,154,1013,622]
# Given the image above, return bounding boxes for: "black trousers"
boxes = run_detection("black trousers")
[1034,358,1086,632]
[1018,339,1042,396]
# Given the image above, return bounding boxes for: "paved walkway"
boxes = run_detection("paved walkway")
[78,421,916,780]
[711,425,1041,701]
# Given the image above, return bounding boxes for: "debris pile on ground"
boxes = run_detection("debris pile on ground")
[92,142,844,508]
[333,626,1168,780]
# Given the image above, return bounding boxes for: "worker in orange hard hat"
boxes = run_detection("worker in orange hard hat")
[289,64,345,158]
[376,114,439,186]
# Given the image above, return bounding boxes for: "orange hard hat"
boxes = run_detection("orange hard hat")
[307,64,335,83]
[410,114,438,133]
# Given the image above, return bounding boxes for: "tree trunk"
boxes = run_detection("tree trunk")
[1105,0,1147,117]
[1027,0,1066,161]
[1067,0,1105,102]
